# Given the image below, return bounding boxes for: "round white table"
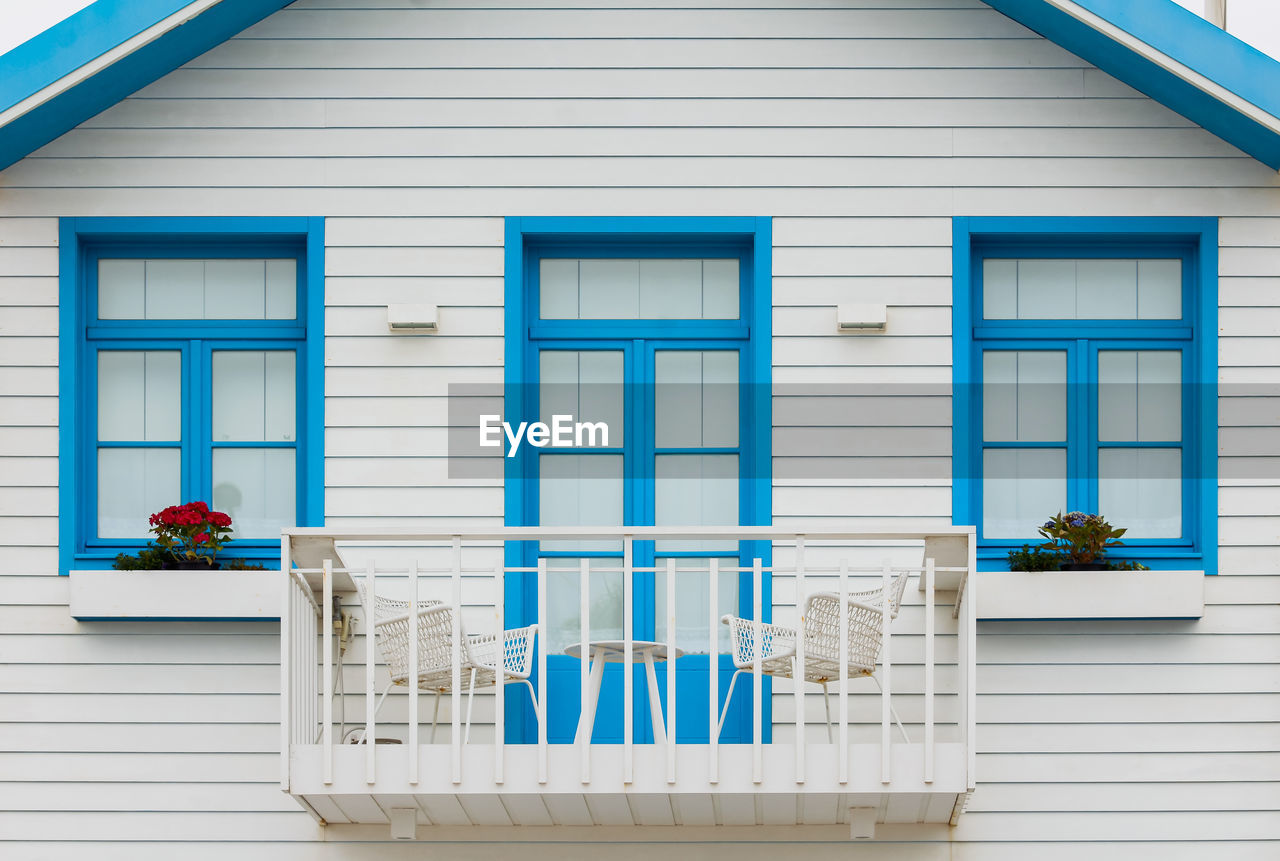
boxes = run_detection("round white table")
[564,640,684,744]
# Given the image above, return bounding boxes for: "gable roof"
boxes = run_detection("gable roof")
[1,0,1280,171]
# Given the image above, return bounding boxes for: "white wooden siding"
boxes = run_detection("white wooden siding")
[0,0,1277,856]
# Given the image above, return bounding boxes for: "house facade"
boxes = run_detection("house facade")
[1,0,1278,858]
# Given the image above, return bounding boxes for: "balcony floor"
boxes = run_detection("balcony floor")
[289,742,968,828]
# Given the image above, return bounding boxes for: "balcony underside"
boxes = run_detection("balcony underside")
[290,742,967,828]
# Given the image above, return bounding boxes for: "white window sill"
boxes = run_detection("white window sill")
[69,570,283,620]
[975,570,1204,620]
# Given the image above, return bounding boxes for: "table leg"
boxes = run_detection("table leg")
[574,650,608,744]
[643,651,666,745]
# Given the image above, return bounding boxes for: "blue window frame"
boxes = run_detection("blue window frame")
[59,217,325,572]
[503,217,772,743]
[953,217,1217,572]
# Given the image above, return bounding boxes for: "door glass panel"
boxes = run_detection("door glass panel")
[982,448,1067,539]
[539,350,623,447]
[212,351,297,442]
[212,448,296,539]
[98,448,180,538]
[544,557,624,653]
[539,454,624,552]
[1098,351,1181,442]
[539,258,740,320]
[982,258,1181,320]
[653,557,739,653]
[1099,448,1181,539]
[654,454,738,552]
[97,351,181,442]
[655,351,739,448]
[982,351,1066,442]
[99,258,297,320]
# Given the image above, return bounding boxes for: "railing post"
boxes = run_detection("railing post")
[752,556,763,785]
[408,559,419,786]
[837,558,848,785]
[494,561,505,785]
[924,555,935,785]
[967,534,978,795]
[365,560,376,784]
[880,559,892,785]
[623,536,634,785]
[666,557,677,785]
[323,558,334,785]
[279,537,291,791]
[451,536,462,785]
[793,535,805,785]
[578,557,590,784]
[537,556,549,785]
[708,557,719,785]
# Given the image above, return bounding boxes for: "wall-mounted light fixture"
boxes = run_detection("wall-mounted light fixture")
[836,302,887,332]
[387,304,439,333]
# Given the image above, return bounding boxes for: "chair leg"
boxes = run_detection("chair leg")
[357,680,398,745]
[821,681,832,744]
[464,668,478,744]
[870,674,910,743]
[519,678,539,714]
[429,692,442,744]
[715,669,746,741]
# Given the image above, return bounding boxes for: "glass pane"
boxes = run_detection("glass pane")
[539,350,623,447]
[265,259,298,319]
[983,351,1066,442]
[579,259,640,319]
[640,258,703,318]
[654,454,738,552]
[702,259,740,319]
[212,351,296,442]
[1138,259,1181,319]
[544,558,623,653]
[205,260,266,319]
[97,448,180,538]
[983,258,1181,320]
[98,260,145,319]
[1099,448,1181,538]
[538,454,623,552]
[655,351,739,448]
[539,259,579,319]
[144,259,204,319]
[212,448,296,539]
[97,351,180,442]
[1099,351,1181,442]
[653,557,739,653]
[982,448,1066,539]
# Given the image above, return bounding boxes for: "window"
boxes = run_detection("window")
[503,217,772,742]
[953,218,1217,571]
[59,218,324,571]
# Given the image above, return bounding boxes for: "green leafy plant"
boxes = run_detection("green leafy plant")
[111,543,170,571]
[227,558,268,571]
[1105,559,1149,571]
[1006,544,1062,572]
[1038,511,1126,566]
[148,501,234,567]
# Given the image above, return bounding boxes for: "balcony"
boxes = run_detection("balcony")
[279,526,976,840]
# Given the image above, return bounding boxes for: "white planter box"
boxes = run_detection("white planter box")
[975,570,1204,620]
[69,570,282,620]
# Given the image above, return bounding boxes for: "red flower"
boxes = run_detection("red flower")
[193,533,210,544]
[209,512,232,528]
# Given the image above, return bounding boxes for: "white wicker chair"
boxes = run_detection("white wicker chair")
[357,583,539,743]
[716,571,910,743]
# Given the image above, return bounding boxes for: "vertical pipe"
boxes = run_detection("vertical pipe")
[707,557,719,785]
[793,536,805,784]
[451,536,463,785]
[323,559,333,785]
[408,559,419,786]
[279,540,290,790]
[924,556,935,784]
[880,560,892,785]
[665,557,677,785]
[494,561,505,785]
[578,557,590,784]
[752,556,763,785]
[537,556,549,785]
[366,561,376,784]
[623,536,634,785]
[837,558,848,786]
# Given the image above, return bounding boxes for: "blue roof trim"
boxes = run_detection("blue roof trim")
[984,0,1280,169]
[0,0,292,171]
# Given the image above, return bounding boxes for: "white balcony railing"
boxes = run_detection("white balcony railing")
[280,526,976,835]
